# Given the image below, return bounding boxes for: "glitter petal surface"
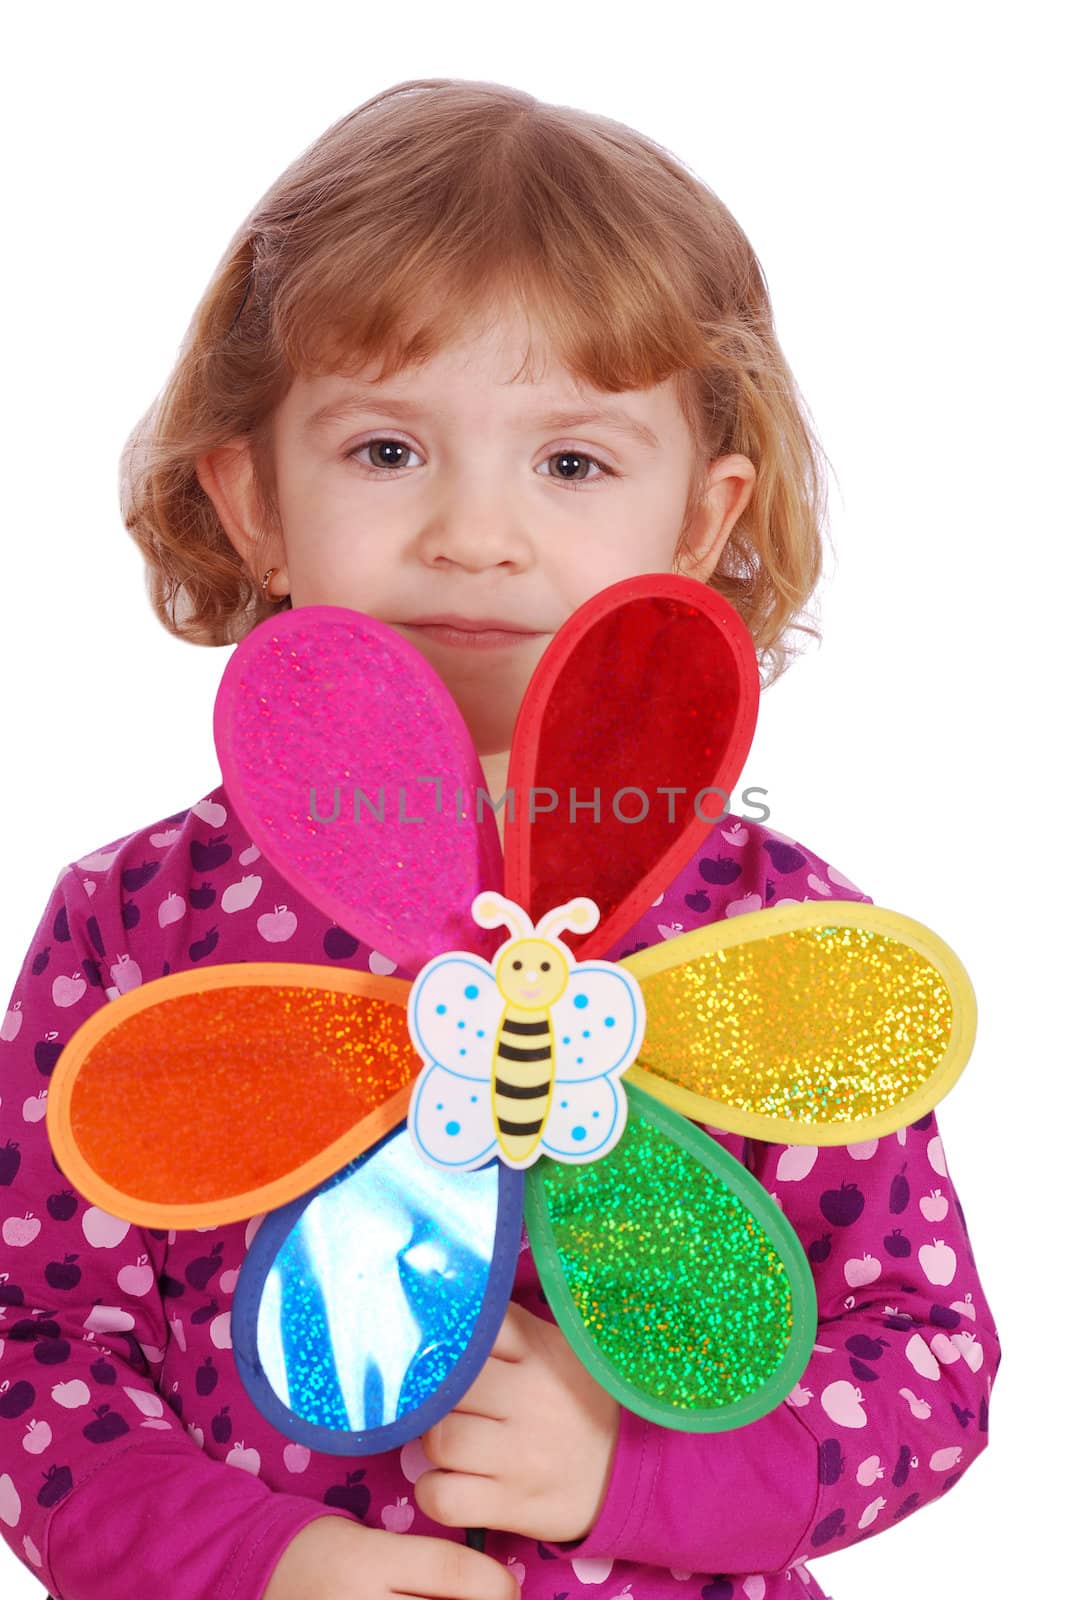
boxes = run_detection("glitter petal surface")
[214,606,504,975]
[525,1085,815,1430]
[621,901,975,1145]
[54,965,423,1226]
[233,1125,524,1454]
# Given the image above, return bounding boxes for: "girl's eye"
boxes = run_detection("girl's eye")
[344,439,425,474]
[344,437,617,489]
[538,449,617,488]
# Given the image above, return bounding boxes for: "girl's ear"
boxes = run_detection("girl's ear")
[677,452,757,583]
[195,442,285,572]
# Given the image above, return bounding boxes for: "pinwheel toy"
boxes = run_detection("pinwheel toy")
[46,574,976,1465]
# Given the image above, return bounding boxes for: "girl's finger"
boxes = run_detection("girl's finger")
[488,1301,531,1362]
[391,1536,519,1600]
[424,1411,506,1475]
[451,1352,520,1419]
[414,1465,509,1535]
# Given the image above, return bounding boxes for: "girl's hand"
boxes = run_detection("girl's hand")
[416,1301,621,1544]
[263,1516,520,1600]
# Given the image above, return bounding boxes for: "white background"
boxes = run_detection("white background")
[1,3,1065,1596]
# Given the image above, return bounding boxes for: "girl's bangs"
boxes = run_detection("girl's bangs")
[273,245,710,425]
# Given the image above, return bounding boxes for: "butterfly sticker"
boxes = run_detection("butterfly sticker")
[46,573,976,1461]
[407,888,645,1173]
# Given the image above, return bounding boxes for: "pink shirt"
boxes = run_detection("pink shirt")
[0,782,1001,1599]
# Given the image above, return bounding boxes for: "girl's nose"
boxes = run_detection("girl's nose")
[418,497,532,571]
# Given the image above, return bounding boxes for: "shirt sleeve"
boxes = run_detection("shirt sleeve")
[543,875,1002,1576]
[0,865,352,1599]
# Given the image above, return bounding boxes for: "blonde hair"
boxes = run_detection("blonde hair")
[121,78,832,684]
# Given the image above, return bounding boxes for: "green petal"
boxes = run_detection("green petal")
[525,1084,816,1430]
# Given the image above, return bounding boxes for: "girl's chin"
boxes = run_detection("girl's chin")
[455,696,522,747]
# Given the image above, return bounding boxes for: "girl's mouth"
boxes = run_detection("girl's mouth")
[402,622,542,649]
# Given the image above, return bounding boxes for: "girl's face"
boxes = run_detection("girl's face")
[199,305,755,766]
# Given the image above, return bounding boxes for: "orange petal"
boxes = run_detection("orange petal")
[47,964,420,1228]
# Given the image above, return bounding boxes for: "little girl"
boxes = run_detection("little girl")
[0,79,1000,1600]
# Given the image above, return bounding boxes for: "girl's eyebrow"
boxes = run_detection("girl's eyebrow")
[302,389,661,450]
